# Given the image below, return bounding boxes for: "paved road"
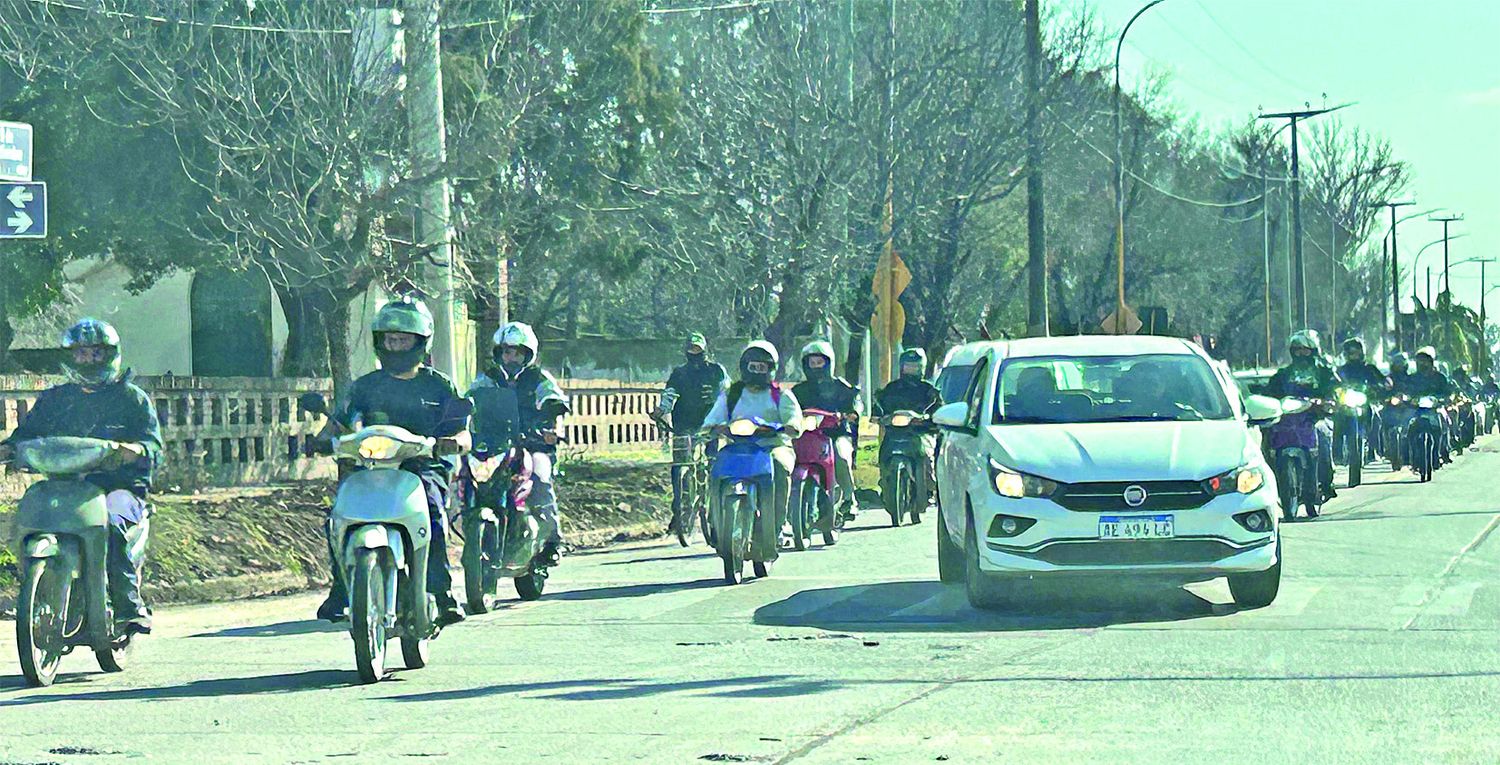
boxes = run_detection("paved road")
[5,441,1500,764]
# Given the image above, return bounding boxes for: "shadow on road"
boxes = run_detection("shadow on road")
[549,577,724,602]
[602,551,719,566]
[1315,508,1500,524]
[754,580,1233,633]
[385,673,849,703]
[189,619,347,639]
[0,669,351,706]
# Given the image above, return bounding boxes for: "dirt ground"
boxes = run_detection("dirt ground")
[0,454,676,614]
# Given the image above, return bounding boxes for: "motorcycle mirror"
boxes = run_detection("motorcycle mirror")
[1244,395,1282,427]
[298,392,329,416]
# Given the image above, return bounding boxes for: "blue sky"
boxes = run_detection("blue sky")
[1066,0,1499,316]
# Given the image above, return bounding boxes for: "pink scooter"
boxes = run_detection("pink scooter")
[788,409,843,550]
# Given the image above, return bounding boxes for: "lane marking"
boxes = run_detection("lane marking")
[1402,513,1500,630]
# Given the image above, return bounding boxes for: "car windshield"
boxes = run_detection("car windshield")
[993,353,1234,424]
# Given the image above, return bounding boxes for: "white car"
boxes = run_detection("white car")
[932,335,1285,610]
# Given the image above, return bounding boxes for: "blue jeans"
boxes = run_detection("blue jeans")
[105,490,150,624]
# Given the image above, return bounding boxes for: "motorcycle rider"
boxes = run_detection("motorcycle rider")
[1264,330,1340,501]
[1401,347,1457,465]
[791,340,862,524]
[468,322,570,565]
[654,333,727,534]
[316,297,471,627]
[702,341,803,566]
[1335,338,1390,464]
[873,348,943,512]
[0,319,160,637]
[1388,352,1412,393]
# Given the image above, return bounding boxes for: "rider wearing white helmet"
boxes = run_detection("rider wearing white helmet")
[468,321,571,563]
[791,340,863,524]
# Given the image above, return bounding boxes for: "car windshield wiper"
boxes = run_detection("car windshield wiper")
[995,415,1061,424]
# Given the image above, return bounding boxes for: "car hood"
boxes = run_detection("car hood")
[984,420,1256,483]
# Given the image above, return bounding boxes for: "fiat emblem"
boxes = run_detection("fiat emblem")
[1123,485,1148,508]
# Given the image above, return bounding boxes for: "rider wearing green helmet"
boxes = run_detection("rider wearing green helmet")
[1265,330,1341,503]
[317,296,471,626]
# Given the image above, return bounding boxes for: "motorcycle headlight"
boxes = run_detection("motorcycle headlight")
[1280,397,1311,414]
[728,419,759,437]
[889,414,913,428]
[357,435,400,461]
[802,414,823,431]
[988,459,1057,499]
[1205,466,1265,495]
[1418,396,1438,409]
[1389,396,1403,407]
[1338,389,1367,408]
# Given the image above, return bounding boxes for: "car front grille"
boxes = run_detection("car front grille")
[1016,539,1244,566]
[1051,480,1210,512]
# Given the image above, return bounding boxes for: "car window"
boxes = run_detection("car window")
[936,364,977,404]
[992,353,1234,424]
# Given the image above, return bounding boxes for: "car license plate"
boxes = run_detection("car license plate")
[1098,515,1174,540]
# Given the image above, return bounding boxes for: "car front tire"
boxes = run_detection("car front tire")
[963,512,1012,610]
[1227,537,1282,609]
[937,510,964,583]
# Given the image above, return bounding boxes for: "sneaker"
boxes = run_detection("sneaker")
[435,602,466,628]
[540,540,563,567]
[116,616,152,637]
[317,593,349,623]
[1322,485,1338,501]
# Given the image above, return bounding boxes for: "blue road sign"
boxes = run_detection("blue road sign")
[0,182,46,238]
[0,122,33,181]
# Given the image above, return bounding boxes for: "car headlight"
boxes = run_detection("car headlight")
[357,435,400,461]
[988,459,1057,499]
[728,419,759,437]
[1338,389,1367,408]
[1205,465,1265,495]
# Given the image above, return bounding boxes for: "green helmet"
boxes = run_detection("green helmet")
[60,318,122,385]
[372,296,433,372]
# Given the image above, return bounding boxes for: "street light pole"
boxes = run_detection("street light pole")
[1371,200,1415,351]
[1430,213,1464,302]
[1261,104,1348,327]
[1113,0,1169,333]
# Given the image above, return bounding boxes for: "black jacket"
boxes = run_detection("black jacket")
[5,373,162,497]
[664,359,727,434]
[874,377,943,417]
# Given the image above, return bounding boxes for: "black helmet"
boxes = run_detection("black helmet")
[898,348,927,378]
[371,296,434,373]
[61,318,122,385]
[1342,338,1364,353]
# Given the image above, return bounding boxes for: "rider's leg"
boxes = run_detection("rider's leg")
[754,446,794,563]
[104,490,151,635]
[418,474,464,625]
[1316,420,1336,499]
[668,437,690,533]
[833,435,857,517]
[531,452,563,562]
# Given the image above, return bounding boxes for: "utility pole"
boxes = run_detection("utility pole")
[1371,200,1415,352]
[403,0,460,381]
[1260,104,1347,327]
[1024,0,1047,337]
[1261,154,1272,362]
[1431,213,1464,302]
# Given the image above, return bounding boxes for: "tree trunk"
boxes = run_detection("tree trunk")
[275,283,339,380]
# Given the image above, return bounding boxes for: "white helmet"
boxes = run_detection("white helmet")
[493,321,540,365]
[801,339,836,376]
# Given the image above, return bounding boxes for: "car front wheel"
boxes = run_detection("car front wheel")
[1227,537,1282,609]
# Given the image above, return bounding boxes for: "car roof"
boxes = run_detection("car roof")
[938,341,990,369]
[962,334,1202,360]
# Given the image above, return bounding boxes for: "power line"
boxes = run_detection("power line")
[1192,0,1313,97]
[25,0,351,34]
[1049,108,1264,209]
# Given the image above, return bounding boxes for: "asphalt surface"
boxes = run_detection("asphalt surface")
[5,440,1500,764]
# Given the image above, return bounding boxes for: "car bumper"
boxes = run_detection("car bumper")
[973,487,1280,578]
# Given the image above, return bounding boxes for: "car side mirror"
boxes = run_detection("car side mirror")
[933,401,971,429]
[298,392,329,417]
[1244,395,1282,427]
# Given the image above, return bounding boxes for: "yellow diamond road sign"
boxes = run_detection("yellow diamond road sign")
[1101,305,1143,335]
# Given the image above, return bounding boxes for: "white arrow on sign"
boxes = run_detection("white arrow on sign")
[7,185,32,208]
[7,210,32,233]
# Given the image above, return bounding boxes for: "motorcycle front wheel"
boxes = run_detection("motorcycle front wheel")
[890,463,911,528]
[17,556,72,687]
[350,549,389,684]
[1275,453,1300,522]
[718,494,748,585]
